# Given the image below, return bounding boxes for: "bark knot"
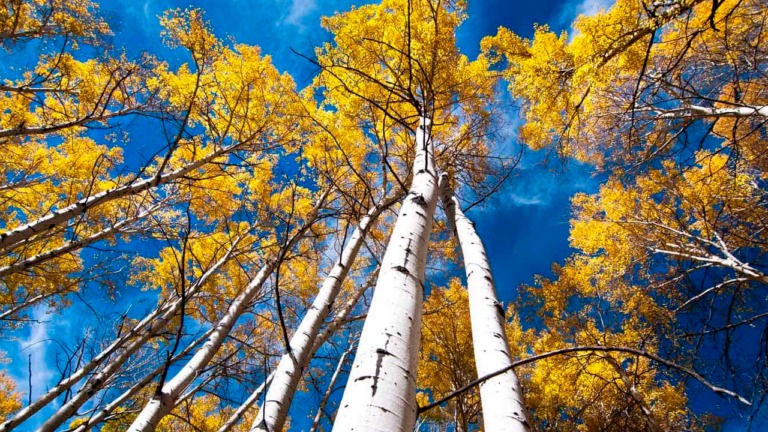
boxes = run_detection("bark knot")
[393,265,410,275]
[410,194,428,208]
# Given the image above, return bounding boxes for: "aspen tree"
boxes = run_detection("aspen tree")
[125,190,330,432]
[312,1,499,429]
[440,174,530,432]
[250,196,399,432]
[331,117,439,432]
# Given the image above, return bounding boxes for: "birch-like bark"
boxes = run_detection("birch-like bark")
[651,104,768,119]
[124,261,274,432]
[217,271,377,432]
[250,197,397,432]
[35,237,244,432]
[309,345,353,432]
[439,174,531,432]
[0,140,246,254]
[125,192,328,432]
[69,329,214,432]
[0,202,162,278]
[331,117,439,432]
[314,270,377,351]
[0,240,234,432]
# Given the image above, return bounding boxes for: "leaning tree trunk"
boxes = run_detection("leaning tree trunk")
[439,174,531,432]
[29,236,244,432]
[0,140,245,255]
[215,373,274,432]
[125,261,274,432]
[0,235,241,432]
[217,271,379,432]
[250,196,397,432]
[309,344,353,432]
[125,192,328,432]
[331,117,439,432]
[70,328,214,432]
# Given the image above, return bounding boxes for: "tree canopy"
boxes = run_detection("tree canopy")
[0,0,766,431]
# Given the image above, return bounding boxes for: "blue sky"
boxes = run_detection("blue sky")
[7,0,756,430]
[94,0,608,315]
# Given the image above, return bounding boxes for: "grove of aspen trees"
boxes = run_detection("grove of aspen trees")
[0,0,766,431]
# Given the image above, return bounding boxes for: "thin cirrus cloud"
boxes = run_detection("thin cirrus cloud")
[6,307,66,429]
[556,0,616,31]
[280,0,320,31]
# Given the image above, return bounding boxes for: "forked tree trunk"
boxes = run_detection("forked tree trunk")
[439,174,531,432]
[331,117,439,432]
[250,197,397,432]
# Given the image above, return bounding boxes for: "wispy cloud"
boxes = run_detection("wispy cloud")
[573,0,615,18]
[122,0,167,37]
[6,307,76,428]
[279,0,319,32]
[509,192,547,206]
[20,308,57,400]
[555,0,615,32]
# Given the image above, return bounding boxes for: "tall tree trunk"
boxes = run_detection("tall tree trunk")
[217,270,378,432]
[124,260,275,432]
[0,200,162,278]
[125,191,328,432]
[70,329,215,432]
[23,236,243,432]
[0,140,244,254]
[0,236,241,432]
[439,174,531,432]
[250,197,397,432]
[215,373,274,432]
[331,117,439,432]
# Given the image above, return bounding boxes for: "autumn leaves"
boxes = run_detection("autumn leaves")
[1,0,767,431]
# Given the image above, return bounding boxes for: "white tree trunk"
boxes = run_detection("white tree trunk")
[70,329,214,432]
[653,104,768,119]
[250,197,396,432]
[314,270,378,351]
[125,261,274,432]
[125,191,328,432]
[215,373,274,432]
[217,270,378,432]
[0,201,162,277]
[331,117,439,432]
[439,174,531,432]
[1,235,240,432]
[29,237,244,432]
[0,141,245,254]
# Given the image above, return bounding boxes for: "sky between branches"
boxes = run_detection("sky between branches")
[4,0,752,430]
